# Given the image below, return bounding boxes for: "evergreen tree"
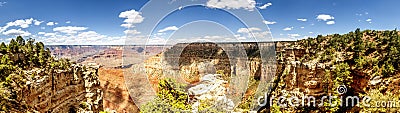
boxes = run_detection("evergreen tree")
[0,42,6,53]
[16,36,25,46]
[353,28,364,61]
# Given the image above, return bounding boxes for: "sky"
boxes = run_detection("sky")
[0,0,399,45]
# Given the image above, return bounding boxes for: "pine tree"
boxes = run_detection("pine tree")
[0,42,6,53]
[16,36,25,46]
[353,28,364,61]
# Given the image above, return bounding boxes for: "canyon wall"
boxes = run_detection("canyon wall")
[21,64,103,113]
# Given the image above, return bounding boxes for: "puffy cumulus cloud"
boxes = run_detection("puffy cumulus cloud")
[258,2,272,9]
[76,31,107,42]
[46,22,58,26]
[0,18,40,32]
[237,27,261,33]
[2,29,31,37]
[43,33,57,37]
[297,18,307,22]
[36,32,57,37]
[326,21,335,25]
[237,27,271,40]
[119,9,144,28]
[316,14,334,21]
[124,29,141,35]
[66,21,71,24]
[37,32,45,35]
[206,0,256,11]
[283,27,293,31]
[263,20,276,25]
[33,20,43,25]
[158,26,179,33]
[35,30,125,45]
[53,26,88,34]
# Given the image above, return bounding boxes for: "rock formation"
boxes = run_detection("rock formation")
[188,74,234,112]
[0,37,103,113]
[16,64,103,113]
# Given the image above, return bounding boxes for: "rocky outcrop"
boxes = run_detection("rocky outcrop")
[21,64,103,113]
[188,74,234,112]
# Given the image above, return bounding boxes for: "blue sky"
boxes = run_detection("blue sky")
[0,0,399,45]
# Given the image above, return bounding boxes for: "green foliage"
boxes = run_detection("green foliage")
[99,111,111,113]
[359,89,400,112]
[79,102,89,109]
[0,36,72,112]
[284,28,400,112]
[270,104,282,113]
[141,78,191,113]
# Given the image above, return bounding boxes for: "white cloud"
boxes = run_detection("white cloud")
[326,21,335,25]
[206,0,256,11]
[300,27,305,29]
[288,34,300,38]
[35,30,125,45]
[119,9,144,28]
[297,18,307,22]
[309,32,313,34]
[237,36,246,40]
[53,26,88,34]
[147,37,167,45]
[2,29,31,37]
[76,31,106,41]
[33,20,43,25]
[237,27,261,33]
[283,27,293,31]
[66,21,71,24]
[38,32,45,35]
[316,14,334,21]
[44,33,56,37]
[124,29,141,35]
[0,18,40,33]
[11,18,34,28]
[46,22,58,26]
[158,26,179,33]
[366,18,372,22]
[258,3,272,9]
[36,32,56,37]
[236,27,270,41]
[263,20,276,25]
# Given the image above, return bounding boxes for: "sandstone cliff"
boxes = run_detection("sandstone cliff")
[20,64,103,113]
[0,37,103,113]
